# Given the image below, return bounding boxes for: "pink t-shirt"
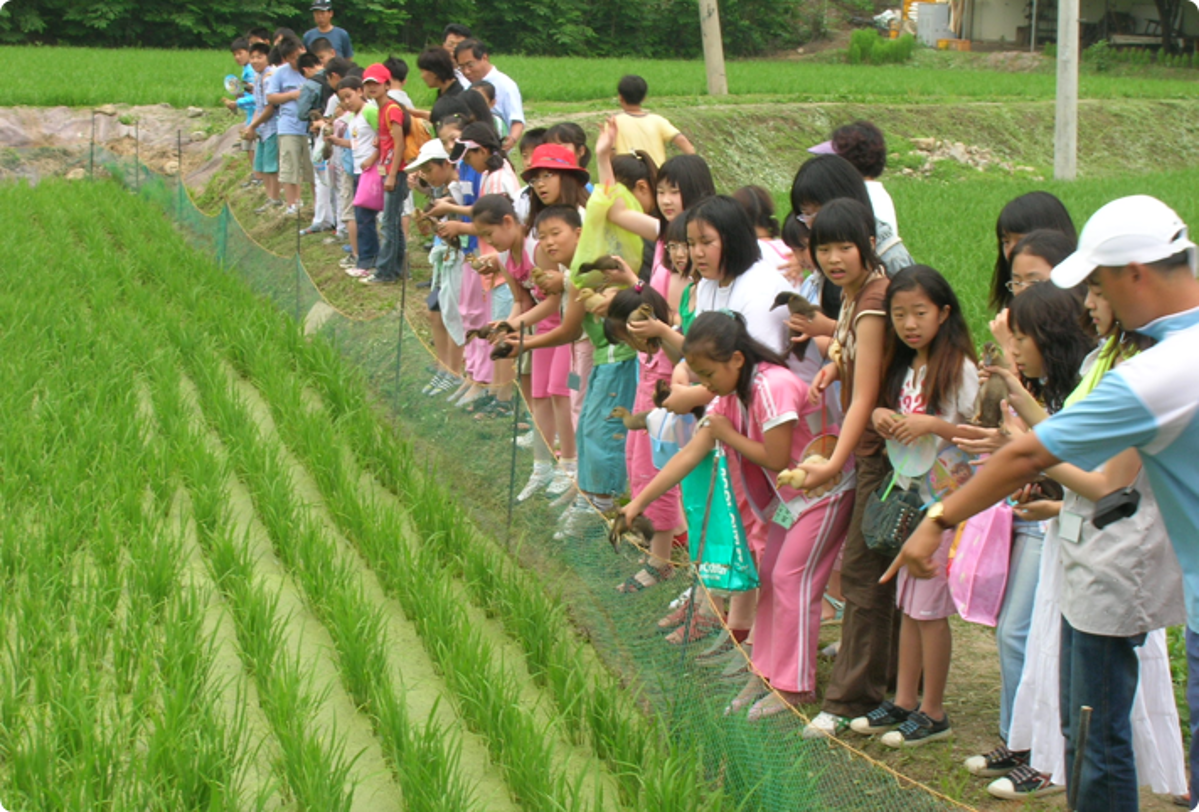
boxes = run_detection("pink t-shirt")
[709,363,853,521]
[507,235,560,330]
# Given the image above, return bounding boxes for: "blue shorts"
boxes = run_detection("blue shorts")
[576,358,638,496]
[490,283,514,321]
[253,134,279,174]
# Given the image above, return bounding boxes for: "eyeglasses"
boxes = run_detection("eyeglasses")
[529,172,557,186]
[1005,278,1044,293]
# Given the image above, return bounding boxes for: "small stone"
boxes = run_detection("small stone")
[158,102,173,109]
[66,168,86,181]
[95,104,118,117]
[911,137,935,150]
[187,106,204,118]
[191,130,207,142]
[901,167,915,176]
[164,160,180,175]
[948,143,969,164]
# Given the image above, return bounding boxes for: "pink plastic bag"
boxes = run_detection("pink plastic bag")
[353,167,384,211]
[947,502,1013,626]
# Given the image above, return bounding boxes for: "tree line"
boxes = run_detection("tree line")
[0,0,803,57]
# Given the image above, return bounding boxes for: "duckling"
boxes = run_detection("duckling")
[771,290,820,319]
[465,321,515,342]
[575,255,624,290]
[608,406,650,431]
[608,512,655,552]
[490,342,516,360]
[624,303,661,354]
[971,341,1009,431]
[777,454,839,498]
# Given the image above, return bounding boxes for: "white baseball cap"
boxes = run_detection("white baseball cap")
[405,138,450,171]
[1053,194,1197,288]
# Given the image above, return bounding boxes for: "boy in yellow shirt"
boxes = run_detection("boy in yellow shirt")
[612,75,695,165]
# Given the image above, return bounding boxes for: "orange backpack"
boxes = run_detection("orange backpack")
[402,112,432,165]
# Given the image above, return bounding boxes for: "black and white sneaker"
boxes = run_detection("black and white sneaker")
[986,764,1065,800]
[964,745,1031,777]
[849,701,913,735]
[880,710,952,747]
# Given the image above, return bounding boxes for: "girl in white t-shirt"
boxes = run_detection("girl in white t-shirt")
[851,265,979,747]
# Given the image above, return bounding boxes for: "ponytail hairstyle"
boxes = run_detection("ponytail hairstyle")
[456,121,507,172]
[732,185,780,238]
[808,198,882,279]
[545,122,592,169]
[612,150,659,217]
[471,193,518,227]
[685,195,762,281]
[880,265,978,415]
[1008,282,1094,414]
[683,311,788,406]
[990,191,1076,313]
[603,285,671,347]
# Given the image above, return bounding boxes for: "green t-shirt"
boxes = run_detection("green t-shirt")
[568,272,636,365]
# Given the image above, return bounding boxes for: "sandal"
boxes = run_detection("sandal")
[616,563,672,593]
[747,691,815,722]
[724,675,767,716]
[461,393,494,413]
[473,398,514,420]
[821,593,845,626]
[665,612,722,645]
[657,599,693,631]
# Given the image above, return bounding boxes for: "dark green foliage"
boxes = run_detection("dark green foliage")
[0,0,801,57]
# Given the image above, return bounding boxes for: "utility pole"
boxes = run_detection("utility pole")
[698,0,729,96]
[1054,0,1079,179]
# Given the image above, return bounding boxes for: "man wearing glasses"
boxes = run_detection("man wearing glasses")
[453,39,525,151]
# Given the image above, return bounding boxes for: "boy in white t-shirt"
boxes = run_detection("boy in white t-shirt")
[383,56,418,235]
[329,77,379,276]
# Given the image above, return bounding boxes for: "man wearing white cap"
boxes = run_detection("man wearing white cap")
[884,194,1199,807]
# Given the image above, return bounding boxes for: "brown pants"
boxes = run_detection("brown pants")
[821,452,901,719]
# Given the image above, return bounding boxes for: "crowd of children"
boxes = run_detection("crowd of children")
[222,19,1192,808]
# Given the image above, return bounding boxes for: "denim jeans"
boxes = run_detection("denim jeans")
[353,204,379,269]
[1187,628,1199,810]
[995,520,1045,742]
[375,171,408,281]
[1059,617,1143,812]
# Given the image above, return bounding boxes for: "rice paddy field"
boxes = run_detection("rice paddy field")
[3,44,1199,109]
[0,177,750,812]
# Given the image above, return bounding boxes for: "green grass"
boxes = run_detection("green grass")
[4,44,1199,108]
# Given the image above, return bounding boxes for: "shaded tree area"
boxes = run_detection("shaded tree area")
[0,0,804,57]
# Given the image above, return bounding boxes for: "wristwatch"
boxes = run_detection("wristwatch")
[926,502,953,530]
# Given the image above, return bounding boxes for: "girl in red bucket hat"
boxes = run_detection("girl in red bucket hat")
[522,144,591,229]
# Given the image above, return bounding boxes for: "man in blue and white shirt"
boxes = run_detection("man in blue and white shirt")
[886,194,1199,807]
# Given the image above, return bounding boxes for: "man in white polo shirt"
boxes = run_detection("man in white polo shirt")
[885,195,1199,808]
[453,39,524,151]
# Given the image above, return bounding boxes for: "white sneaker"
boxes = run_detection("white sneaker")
[339,254,358,269]
[517,464,554,502]
[553,498,600,540]
[801,711,850,741]
[515,430,536,449]
[284,203,302,217]
[546,464,576,497]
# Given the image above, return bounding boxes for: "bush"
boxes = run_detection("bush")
[846,29,915,65]
[1084,39,1114,71]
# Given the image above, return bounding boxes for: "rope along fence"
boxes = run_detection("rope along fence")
[96,135,973,812]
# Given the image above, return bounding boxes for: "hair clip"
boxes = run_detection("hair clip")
[633,280,645,292]
[717,307,736,318]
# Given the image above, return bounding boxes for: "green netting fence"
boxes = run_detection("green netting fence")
[95,138,973,812]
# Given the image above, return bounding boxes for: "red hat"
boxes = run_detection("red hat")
[521,143,590,186]
[363,63,391,84]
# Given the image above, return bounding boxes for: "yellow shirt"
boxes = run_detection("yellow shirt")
[613,112,681,166]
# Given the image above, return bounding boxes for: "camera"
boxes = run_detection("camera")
[1092,486,1141,529]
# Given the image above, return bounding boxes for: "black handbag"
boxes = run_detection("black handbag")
[861,478,926,556]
